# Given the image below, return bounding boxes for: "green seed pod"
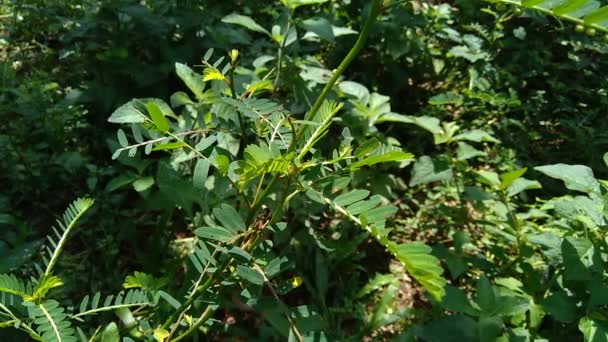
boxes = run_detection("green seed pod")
[586,28,596,36]
[575,24,585,33]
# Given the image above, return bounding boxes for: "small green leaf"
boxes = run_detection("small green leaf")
[101,322,120,342]
[152,141,187,151]
[353,138,380,158]
[195,135,217,152]
[500,168,527,190]
[236,265,264,285]
[222,13,270,36]
[350,151,413,170]
[170,91,194,107]
[213,204,246,233]
[154,328,170,342]
[409,156,452,186]
[334,190,370,207]
[175,63,205,99]
[195,226,235,243]
[193,159,210,190]
[477,170,501,187]
[132,177,154,192]
[300,17,335,42]
[146,102,170,132]
[117,129,128,147]
[506,177,541,197]
[214,155,230,175]
[157,291,181,309]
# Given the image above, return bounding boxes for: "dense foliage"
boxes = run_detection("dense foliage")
[2,0,608,341]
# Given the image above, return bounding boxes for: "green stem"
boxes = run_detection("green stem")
[230,64,247,146]
[298,0,382,128]
[169,306,214,342]
[274,12,293,91]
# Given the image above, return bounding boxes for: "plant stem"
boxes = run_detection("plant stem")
[300,1,382,124]
[230,64,247,144]
[274,11,293,91]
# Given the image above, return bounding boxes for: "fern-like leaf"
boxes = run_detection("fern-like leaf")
[387,242,447,301]
[23,300,76,342]
[0,274,30,299]
[72,289,153,321]
[297,100,344,161]
[236,143,292,187]
[493,0,608,33]
[42,198,94,277]
[314,189,447,300]
[221,97,283,119]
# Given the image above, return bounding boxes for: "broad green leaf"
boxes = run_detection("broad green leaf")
[170,91,194,108]
[222,13,270,36]
[132,177,154,192]
[535,164,600,195]
[377,114,442,135]
[213,204,246,233]
[193,159,210,190]
[542,290,577,322]
[476,275,497,312]
[579,317,608,342]
[409,156,453,187]
[175,63,205,99]
[478,316,502,342]
[477,170,501,187]
[236,265,264,285]
[146,102,170,132]
[506,177,541,197]
[456,142,485,160]
[389,242,446,301]
[300,17,335,42]
[108,100,147,123]
[440,286,479,316]
[500,168,527,190]
[562,236,596,281]
[338,81,369,102]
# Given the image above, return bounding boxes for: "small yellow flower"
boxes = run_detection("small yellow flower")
[291,276,303,288]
